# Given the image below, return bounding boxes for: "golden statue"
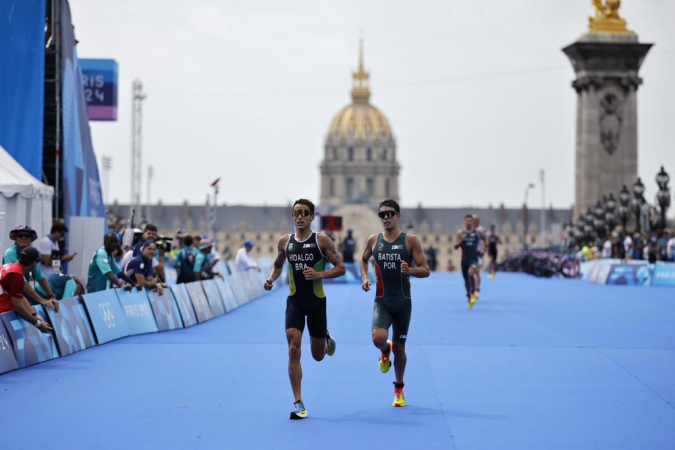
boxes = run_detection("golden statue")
[588,0,633,34]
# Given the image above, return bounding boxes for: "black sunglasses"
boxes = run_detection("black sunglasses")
[378,210,399,219]
[15,234,32,239]
[293,209,312,218]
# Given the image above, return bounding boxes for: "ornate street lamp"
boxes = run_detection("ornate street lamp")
[593,200,606,238]
[655,166,670,229]
[632,178,646,233]
[604,194,617,234]
[618,185,630,232]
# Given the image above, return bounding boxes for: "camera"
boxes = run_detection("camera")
[156,235,173,253]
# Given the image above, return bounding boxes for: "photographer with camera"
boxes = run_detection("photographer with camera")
[125,240,167,295]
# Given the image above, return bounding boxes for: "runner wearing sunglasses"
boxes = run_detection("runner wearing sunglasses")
[360,199,430,407]
[263,198,346,420]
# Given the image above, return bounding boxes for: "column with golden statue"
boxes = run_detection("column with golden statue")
[562,1,652,218]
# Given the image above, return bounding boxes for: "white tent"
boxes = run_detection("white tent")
[0,145,54,254]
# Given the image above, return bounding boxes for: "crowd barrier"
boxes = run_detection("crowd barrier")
[0,263,276,375]
[581,259,675,287]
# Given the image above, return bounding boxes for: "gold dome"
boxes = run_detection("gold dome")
[327,39,393,142]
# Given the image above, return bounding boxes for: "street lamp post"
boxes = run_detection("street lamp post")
[605,193,617,235]
[523,182,535,249]
[618,185,630,232]
[593,200,606,239]
[655,166,670,229]
[632,178,646,233]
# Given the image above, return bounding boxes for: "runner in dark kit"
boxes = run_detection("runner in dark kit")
[455,214,479,308]
[263,199,346,420]
[360,199,430,407]
[487,224,502,279]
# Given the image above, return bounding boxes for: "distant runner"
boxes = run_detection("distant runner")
[455,215,479,308]
[487,224,502,279]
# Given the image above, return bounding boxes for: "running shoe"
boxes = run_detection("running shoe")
[326,330,336,356]
[489,273,496,279]
[289,401,307,420]
[467,296,473,309]
[392,387,406,407]
[469,293,477,308]
[379,340,392,373]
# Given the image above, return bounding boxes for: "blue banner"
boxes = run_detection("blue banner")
[115,289,159,336]
[79,59,118,121]
[651,262,675,287]
[60,0,106,225]
[185,283,214,323]
[1,306,59,368]
[0,0,45,178]
[148,290,184,332]
[606,262,654,286]
[0,318,19,374]
[46,296,96,356]
[228,273,249,306]
[81,289,129,344]
[215,278,239,313]
[201,280,226,316]
[171,284,198,328]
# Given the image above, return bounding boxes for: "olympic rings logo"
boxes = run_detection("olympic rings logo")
[98,302,116,328]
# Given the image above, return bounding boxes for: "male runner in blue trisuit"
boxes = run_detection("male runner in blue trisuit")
[360,199,430,407]
[264,199,345,420]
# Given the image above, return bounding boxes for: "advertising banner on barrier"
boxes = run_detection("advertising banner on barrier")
[45,296,96,356]
[81,289,130,344]
[185,283,214,323]
[1,306,59,368]
[148,290,184,331]
[115,289,159,336]
[651,262,675,287]
[605,262,654,286]
[229,273,249,306]
[201,280,226,316]
[171,284,198,328]
[0,318,19,374]
[215,278,239,313]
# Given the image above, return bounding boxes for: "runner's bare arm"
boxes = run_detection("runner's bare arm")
[305,234,345,280]
[359,234,377,291]
[406,234,430,278]
[264,235,289,290]
[453,230,464,249]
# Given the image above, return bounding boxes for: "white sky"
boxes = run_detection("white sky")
[70,0,675,210]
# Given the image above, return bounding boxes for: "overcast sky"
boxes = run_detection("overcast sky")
[70,0,675,210]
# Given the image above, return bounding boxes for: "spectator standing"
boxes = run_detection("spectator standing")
[235,240,260,272]
[602,237,613,259]
[667,231,675,262]
[2,226,58,311]
[623,234,634,260]
[340,229,357,263]
[35,223,76,275]
[125,241,166,295]
[657,231,670,262]
[87,233,135,293]
[0,247,53,333]
[174,235,199,284]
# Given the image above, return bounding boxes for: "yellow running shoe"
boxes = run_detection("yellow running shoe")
[392,386,406,407]
[469,293,477,308]
[326,330,336,357]
[289,401,307,420]
[489,273,495,279]
[379,340,392,373]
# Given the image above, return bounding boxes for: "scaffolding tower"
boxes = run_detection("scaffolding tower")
[131,79,146,223]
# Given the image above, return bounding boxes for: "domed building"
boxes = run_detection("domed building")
[320,41,400,206]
